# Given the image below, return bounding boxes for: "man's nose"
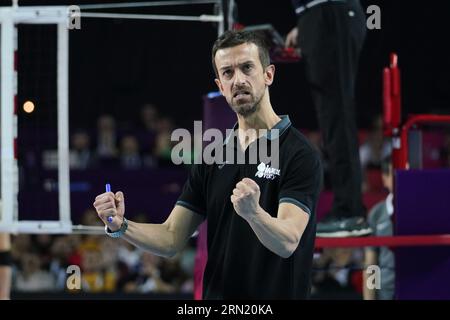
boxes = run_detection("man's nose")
[233,69,246,86]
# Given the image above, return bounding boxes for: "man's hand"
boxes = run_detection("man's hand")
[230,178,262,220]
[93,191,125,231]
[285,27,299,48]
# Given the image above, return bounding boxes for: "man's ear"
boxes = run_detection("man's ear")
[215,78,224,95]
[264,64,275,86]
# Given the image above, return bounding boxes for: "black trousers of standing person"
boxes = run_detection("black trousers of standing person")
[297,0,366,218]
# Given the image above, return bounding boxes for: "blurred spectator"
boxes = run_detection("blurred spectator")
[114,212,147,289]
[34,234,53,270]
[70,130,96,169]
[9,232,196,296]
[311,248,363,299]
[122,252,174,294]
[41,151,58,170]
[65,235,83,274]
[154,117,176,166]
[116,241,142,292]
[117,242,142,273]
[139,103,159,132]
[78,208,105,264]
[100,237,120,283]
[159,253,191,293]
[11,234,32,263]
[119,135,143,170]
[177,245,196,293]
[49,235,80,290]
[135,104,159,165]
[359,115,391,171]
[14,251,56,292]
[80,242,116,293]
[359,115,391,192]
[96,115,119,167]
[363,156,395,300]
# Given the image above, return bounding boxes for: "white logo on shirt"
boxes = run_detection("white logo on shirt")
[255,162,280,180]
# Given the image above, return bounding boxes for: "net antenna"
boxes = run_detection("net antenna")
[0,1,233,234]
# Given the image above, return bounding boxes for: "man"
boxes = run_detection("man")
[363,156,395,300]
[285,0,371,236]
[94,30,322,299]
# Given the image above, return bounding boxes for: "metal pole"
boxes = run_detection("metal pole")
[81,12,222,22]
[57,21,72,232]
[0,12,17,231]
[80,0,219,10]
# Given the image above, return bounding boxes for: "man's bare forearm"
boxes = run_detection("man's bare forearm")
[122,221,177,258]
[120,205,203,258]
[231,180,308,259]
[247,208,304,259]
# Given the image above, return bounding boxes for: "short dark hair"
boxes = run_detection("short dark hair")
[211,30,271,78]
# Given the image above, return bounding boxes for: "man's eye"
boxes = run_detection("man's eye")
[244,64,252,71]
[223,70,232,76]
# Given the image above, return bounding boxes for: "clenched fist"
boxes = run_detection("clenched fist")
[230,178,262,220]
[93,191,125,231]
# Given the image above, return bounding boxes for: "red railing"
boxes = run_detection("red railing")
[383,53,450,169]
[315,53,450,247]
[315,234,450,248]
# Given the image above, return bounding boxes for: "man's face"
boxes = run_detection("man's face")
[214,43,274,117]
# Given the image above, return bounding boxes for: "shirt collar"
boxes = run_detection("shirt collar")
[224,115,291,145]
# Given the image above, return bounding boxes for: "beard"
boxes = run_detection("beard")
[228,89,264,117]
[233,101,258,117]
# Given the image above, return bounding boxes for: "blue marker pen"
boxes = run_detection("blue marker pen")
[105,184,113,223]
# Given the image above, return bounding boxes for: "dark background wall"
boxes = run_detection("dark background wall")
[12,0,450,133]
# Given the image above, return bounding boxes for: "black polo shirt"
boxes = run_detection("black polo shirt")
[177,115,322,299]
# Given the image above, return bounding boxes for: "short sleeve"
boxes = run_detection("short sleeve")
[278,150,322,216]
[176,164,207,217]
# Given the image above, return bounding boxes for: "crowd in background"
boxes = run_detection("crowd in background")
[10,209,195,295]
[27,101,450,179]
[12,102,450,298]
[40,104,181,172]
